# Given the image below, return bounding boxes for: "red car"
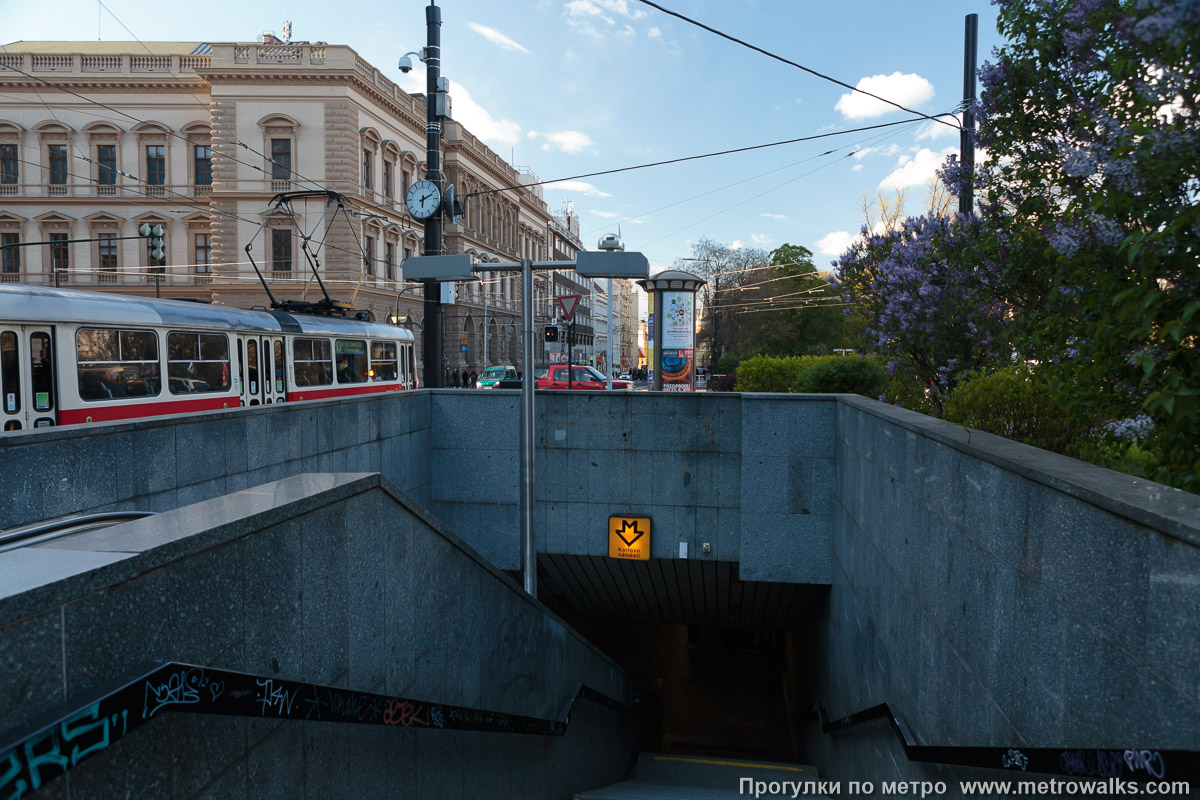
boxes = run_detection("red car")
[534,364,633,390]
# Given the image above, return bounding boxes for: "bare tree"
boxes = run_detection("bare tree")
[673,238,768,371]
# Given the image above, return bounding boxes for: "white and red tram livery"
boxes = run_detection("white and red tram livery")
[0,285,416,432]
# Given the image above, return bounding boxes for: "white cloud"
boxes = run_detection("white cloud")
[564,0,646,36]
[878,147,955,190]
[545,180,611,197]
[466,22,530,53]
[835,72,934,120]
[730,240,744,250]
[916,114,961,141]
[761,213,788,220]
[648,26,662,39]
[396,69,520,147]
[529,130,595,155]
[626,216,649,224]
[795,98,802,104]
[851,164,864,172]
[751,233,773,245]
[818,231,856,256]
[590,209,619,218]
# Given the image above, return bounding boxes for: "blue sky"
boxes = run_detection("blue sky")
[2,0,1004,272]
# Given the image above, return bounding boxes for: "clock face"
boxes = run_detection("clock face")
[406,179,442,219]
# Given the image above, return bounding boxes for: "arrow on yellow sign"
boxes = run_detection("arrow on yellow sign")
[609,515,651,560]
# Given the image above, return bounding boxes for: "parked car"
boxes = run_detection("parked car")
[534,364,633,390]
[619,371,632,380]
[476,365,518,388]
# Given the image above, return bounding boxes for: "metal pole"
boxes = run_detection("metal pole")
[606,278,613,389]
[520,258,537,597]
[959,13,978,216]
[421,0,444,387]
[483,279,488,368]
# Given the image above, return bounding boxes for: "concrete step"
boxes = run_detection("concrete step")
[576,753,827,799]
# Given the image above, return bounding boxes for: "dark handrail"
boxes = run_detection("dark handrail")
[0,511,155,553]
[815,702,1200,784]
[1,662,630,796]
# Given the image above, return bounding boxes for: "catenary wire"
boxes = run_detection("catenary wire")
[465,117,942,200]
[633,0,961,130]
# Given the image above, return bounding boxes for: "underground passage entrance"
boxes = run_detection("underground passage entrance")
[531,553,825,763]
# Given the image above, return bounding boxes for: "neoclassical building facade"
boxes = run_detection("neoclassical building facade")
[0,37,630,375]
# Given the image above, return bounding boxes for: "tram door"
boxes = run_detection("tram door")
[239,335,285,406]
[1,326,57,431]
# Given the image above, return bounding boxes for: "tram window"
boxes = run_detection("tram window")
[273,340,284,393]
[1,331,19,414]
[29,332,53,411]
[76,328,160,401]
[369,341,398,381]
[246,340,259,397]
[294,337,332,387]
[334,339,368,384]
[167,332,230,394]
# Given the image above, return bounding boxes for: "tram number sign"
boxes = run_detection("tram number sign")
[609,515,651,561]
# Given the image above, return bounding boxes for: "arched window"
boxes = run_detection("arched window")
[258,114,300,191]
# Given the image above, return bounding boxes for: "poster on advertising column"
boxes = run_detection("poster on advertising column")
[661,349,693,391]
[661,291,694,349]
[661,291,695,391]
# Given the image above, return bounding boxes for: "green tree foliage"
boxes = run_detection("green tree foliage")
[674,238,768,371]
[968,0,1200,489]
[733,244,846,357]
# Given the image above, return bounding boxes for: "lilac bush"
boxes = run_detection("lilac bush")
[834,213,1009,413]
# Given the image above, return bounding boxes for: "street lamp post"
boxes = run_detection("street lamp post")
[404,237,649,597]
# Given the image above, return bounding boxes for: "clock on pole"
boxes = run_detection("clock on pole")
[405,179,442,220]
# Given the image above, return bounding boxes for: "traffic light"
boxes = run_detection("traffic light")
[139,223,165,261]
[544,325,560,343]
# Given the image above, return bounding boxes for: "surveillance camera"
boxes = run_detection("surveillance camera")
[398,55,413,73]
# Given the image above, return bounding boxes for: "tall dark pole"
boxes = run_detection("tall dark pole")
[422,0,444,387]
[959,13,978,217]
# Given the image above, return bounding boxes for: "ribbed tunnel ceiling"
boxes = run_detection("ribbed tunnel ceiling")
[532,555,820,630]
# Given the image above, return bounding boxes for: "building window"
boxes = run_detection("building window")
[195,233,211,273]
[1,233,18,274]
[385,242,395,281]
[271,139,291,180]
[362,149,373,190]
[48,145,68,185]
[96,145,117,186]
[146,145,165,185]
[1,145,17,184]
[194,145,212,186]
[383,160,393,199]
[50,233,69,278]
[271,229,292,271]
[98,233,118,269]
[364,236,376,275]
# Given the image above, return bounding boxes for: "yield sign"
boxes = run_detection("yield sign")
[557,294,581,321]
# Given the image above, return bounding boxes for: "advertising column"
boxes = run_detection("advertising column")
[660,291,695,391]
[636,270,705,392]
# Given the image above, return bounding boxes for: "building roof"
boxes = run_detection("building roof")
[0,41,208,55]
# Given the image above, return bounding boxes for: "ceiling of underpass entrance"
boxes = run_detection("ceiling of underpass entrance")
[531,554,819,629]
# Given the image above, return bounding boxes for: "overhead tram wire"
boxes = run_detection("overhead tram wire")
[580,115,915,238]
[637,115,929,261]
[462,117,937,201]
[634,0,961,131]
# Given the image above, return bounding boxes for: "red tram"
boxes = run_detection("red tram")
[0,285,416,432]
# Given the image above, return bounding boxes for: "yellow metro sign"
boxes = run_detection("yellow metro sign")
[609,516,651,560]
